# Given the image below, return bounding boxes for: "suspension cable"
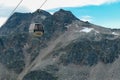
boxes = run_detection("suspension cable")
[2,0,48,27]
[9,0,24,17]
[1,0,23,27]
[39,0,48,10]
[8,0,48,19]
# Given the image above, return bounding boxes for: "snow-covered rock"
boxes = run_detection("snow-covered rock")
[112,32,119,36]
[79,27,99,34]
[80,27,93,33]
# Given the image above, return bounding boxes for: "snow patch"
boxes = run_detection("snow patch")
[65,25,70,28]
[80,27,94,33]
[112,32,119,35]
[74,27,99,34]
[94,30,100,33]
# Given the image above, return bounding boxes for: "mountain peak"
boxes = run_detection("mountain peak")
[53,9,79,22]
[33,9,51,17]
[1,9,120,80]
[59,9,69,12]
[49,9,79,32]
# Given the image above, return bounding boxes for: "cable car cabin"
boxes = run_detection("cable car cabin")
[29,23,44,36]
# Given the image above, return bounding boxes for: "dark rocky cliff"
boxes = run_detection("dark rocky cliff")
[0,9,120,80]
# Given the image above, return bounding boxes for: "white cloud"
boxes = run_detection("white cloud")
[0,0,119,27]
[0,0,119,12]
[81,16,93,22]
[0,17,7,27]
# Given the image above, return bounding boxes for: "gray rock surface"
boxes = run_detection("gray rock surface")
[0,9,120,80]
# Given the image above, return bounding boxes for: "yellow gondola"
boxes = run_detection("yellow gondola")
[29,23,44,36]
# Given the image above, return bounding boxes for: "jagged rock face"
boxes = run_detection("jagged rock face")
[0,9,53,36]
[53,9,78,23]
[0,13,32,35]
[52,9,79,32]
[0,37,4,49]
[0,33,48,73]
[23,70,57,80]
[59,38,120,65]
[0,9,120,80]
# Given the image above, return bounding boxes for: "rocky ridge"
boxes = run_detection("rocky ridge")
[0,9,120,80]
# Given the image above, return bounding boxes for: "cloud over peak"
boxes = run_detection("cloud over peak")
[0,0,120,11]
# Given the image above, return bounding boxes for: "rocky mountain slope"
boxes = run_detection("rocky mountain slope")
[0,9,120,80]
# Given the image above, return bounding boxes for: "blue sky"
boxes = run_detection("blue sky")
[0,0,120,29]
[48,2,120,29]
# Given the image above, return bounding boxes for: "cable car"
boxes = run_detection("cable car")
[29,23,44,36]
